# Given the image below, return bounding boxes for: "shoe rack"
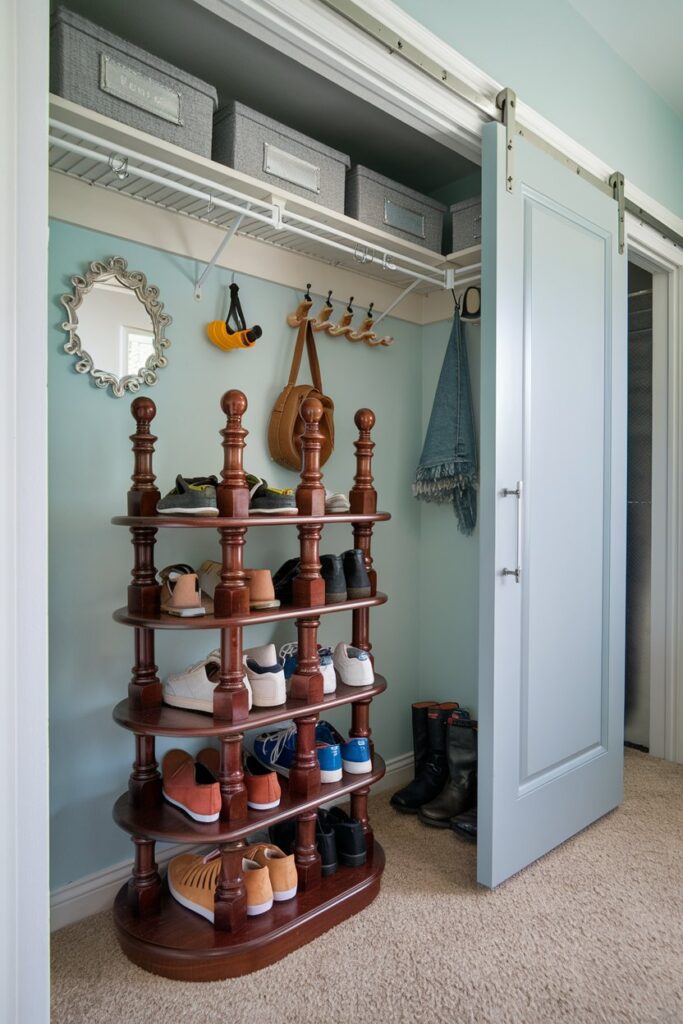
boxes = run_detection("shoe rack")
[111,388,389,980]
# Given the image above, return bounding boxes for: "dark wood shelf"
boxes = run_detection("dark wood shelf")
[113,675,387,736]
[113,755,385,844]
[113,592,387,629]
[113,843,385,981]
[112,511,391,528]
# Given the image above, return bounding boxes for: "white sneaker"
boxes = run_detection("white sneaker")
[325,490,350,513]
[244,643,286,707]
[279,642,337,695]
[333,642,374,687]
[163,650,253,712]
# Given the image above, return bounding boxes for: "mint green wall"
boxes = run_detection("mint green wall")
[48,219,426,889]
[395,0,683,219]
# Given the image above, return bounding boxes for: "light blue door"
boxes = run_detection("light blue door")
[477,122,627,887]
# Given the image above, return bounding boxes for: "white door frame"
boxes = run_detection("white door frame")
[2,0,50,1021]
[627,217,683,762]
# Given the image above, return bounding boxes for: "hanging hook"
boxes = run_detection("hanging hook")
[328,296,355,338]
[286,283,314,327]
[311,288,335,333]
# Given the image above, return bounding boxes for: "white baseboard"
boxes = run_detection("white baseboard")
[50,750,413,932]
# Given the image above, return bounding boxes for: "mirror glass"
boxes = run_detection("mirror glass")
[61,257,171,397]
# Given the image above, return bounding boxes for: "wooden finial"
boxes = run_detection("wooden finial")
[296,397,325,516]
[350,407,377,514]
[217,389,249,517]
[128,397,159,516]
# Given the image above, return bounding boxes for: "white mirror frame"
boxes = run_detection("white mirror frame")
[60,256,171,397]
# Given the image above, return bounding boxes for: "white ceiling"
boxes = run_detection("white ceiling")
[568,0,683,119]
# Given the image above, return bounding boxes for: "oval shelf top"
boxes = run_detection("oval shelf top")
[113,675,387,737]
[112,512,391,528]
[114,592,388,629]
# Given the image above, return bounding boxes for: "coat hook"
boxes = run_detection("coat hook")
[286,283,314,327]
[312,288,335,333]
[328,295,355,338]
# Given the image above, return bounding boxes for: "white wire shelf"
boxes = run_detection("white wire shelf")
[48,97,467,299]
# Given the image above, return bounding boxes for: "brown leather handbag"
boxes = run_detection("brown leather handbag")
[268,318,334,471]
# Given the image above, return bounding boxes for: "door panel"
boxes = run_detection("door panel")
[478,123,627,887]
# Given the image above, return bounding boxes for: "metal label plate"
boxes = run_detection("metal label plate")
[99,55,183,126]
[263,143,321,194]
[383,198,425,239]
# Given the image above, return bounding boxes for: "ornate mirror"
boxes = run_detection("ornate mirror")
[60,257,171,397]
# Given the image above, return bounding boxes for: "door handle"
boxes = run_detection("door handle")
[501,481,522,583]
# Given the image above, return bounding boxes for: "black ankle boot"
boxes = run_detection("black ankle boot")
[451,805,477,840]
[391,704,456,813]
[419,717,477,827]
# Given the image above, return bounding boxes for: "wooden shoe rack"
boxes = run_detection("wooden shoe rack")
[110,389,390,980]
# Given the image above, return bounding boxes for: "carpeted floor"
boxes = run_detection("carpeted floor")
[52,750,683,1024]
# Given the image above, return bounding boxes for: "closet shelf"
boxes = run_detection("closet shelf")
[113,846,385,981]
[113,676,387,737]
[111,512,391,528]
[48,95,457,297]
[113,593,387,630]
[113,755,386,845]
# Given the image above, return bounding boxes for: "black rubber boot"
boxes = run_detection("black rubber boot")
[451,805,477,841]
[419,717,477,827]
[390,704,457,813]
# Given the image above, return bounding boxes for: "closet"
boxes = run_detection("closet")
[47,0,632,966]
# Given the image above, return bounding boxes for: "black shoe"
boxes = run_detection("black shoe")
[320,554,347,603]
[341,549,371,599]
[272,557,300,605]
[269,811,338,876]
[450,805,477,841]
[390,704,457,813]
[322,806,367,867]
[419,716,477,828]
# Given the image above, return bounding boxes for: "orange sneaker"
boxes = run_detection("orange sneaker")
[245,755,281,810]
[245,843,298,902]
[243,856,273,915]
[162,749,221,822]
[168,850,221,923]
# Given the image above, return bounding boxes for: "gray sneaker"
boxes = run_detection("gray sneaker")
[158,475,219,516]
[247,474,298,515]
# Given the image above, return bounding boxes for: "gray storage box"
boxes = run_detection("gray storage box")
[213,102,350,211]
[450,197,482,251]
[346,166,446,252]
[50,7,218,157]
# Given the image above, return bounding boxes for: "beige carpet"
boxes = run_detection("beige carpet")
[52,750,683,1024]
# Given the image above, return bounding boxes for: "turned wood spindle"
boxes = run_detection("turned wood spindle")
[213,624,250,723]
[128,733,162,808]
[350,788,374,855]
[214,843,248,933]
[288,616,324,704]
[128,625,162,709]
[217,733,248,821]
[217,390,250,517]
[128,396,160,517]
[295,396,326,517]
[288,714,321,799]
[349,408,377,515]
[295,810,321,891]
[127,836,162,917]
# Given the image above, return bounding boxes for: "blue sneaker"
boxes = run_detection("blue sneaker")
[253,725,297,777]
[316,741,342,783]
[279,642,336,695]
[253,723,342,782]
[316,720,372,775]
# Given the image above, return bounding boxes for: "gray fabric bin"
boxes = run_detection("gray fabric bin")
[213,102,350,211]
[450,197,482,251]
[50,7,217,157]
[346,166,446,252]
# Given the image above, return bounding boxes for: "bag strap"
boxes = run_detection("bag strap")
[287,318,324,393]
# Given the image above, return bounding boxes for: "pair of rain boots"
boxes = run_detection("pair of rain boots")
[391,701,478,834]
